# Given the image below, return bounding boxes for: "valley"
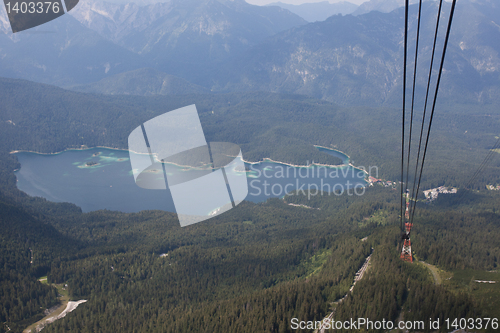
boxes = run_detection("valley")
[0,72,499,333]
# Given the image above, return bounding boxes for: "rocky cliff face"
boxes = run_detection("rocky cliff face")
[221,0,500,106]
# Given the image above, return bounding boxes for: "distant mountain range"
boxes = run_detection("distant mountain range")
[220,0,500,106]
[266,1,358,22]
[69,0,307,79]
[0,0,306,85]
[0,13,145,86]
[1,0,499,107]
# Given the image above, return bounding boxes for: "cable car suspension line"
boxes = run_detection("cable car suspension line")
[400,0,457,262]
[408,0,444,226]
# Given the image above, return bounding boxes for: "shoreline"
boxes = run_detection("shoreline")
[10,146,130,155]
[313,144,351,161]
[11,145,368,176]
[243,157,368,176]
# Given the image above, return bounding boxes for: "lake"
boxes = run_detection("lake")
[13,147,366,213]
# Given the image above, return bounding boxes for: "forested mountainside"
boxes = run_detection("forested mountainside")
[0,76,499,332]
[1,78,499,189]
[1,182,499,332]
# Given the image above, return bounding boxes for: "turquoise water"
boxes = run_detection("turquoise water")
[14,147,366,213]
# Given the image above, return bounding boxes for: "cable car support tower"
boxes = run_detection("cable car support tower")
[400,190,413,262]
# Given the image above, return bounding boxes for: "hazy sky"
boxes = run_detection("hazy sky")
[246,0,367,5]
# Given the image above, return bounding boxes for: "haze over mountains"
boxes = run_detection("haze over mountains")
[70,0,307,68]
[74,68,210,95]
[266,1,358,22]
[1,0,499,107]
[352,0,421,16]
[0,12,145,86]
[0,0,306,86]
[221,0,500,105]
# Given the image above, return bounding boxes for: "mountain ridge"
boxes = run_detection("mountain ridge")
[352,0,421,16]
[68,0,307,65]
[0,12,146,86]
[217,0,500,106]
[266,1,358,22]
[1,0,500,107]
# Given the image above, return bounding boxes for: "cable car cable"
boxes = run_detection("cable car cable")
[409,0,457,229]
[400,0,410,233]
[408,0,443,217]
[405,0,423,200]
